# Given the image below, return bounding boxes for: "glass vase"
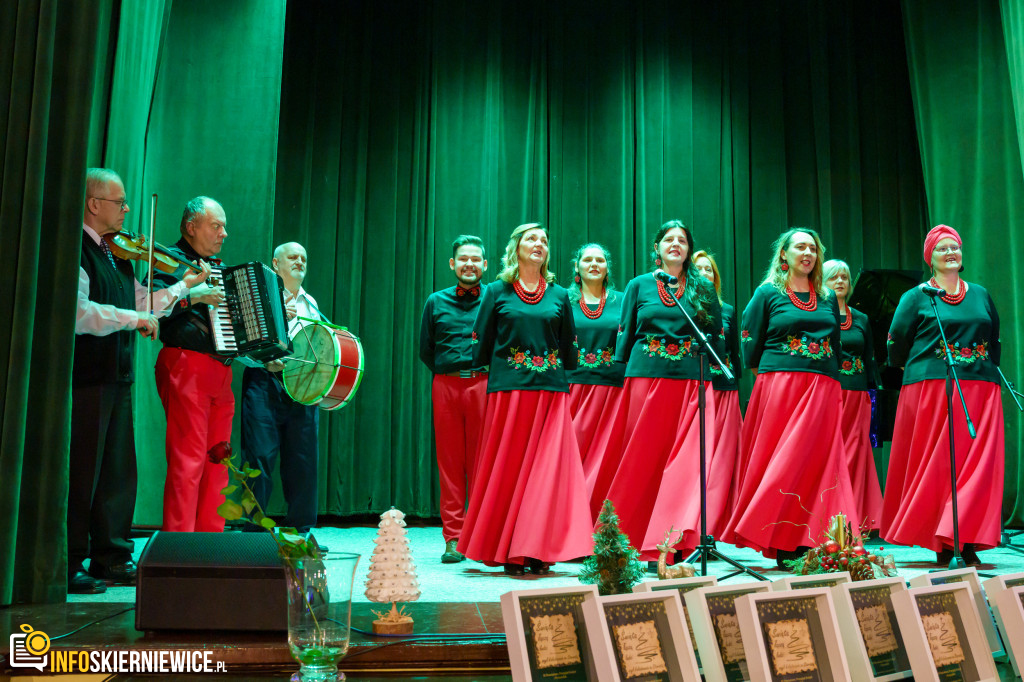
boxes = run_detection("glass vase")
[283,553,360,681]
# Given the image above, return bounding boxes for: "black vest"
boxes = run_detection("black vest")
[73,237,137,385]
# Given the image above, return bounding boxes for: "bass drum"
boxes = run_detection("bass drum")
[283,322,364,410]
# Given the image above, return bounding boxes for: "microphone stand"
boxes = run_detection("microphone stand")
[995,366,1024,553]
[658,272,767,582]
[928,293,975,571]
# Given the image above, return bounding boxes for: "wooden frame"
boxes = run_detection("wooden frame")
[734,587,850,682]
[684,581,773,682]
[831,577,913,681]
[501,585,601,682]
[583,590,701,681]
[891,583,999,682]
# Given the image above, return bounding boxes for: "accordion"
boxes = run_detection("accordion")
[209,262,290,362]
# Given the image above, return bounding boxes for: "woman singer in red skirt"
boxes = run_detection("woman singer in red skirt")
[693,250,742,539]
[600,220,723,562]
[457,223,594,576]
[721,228,856,567]
[564,243,628,520]
[822,259,883,527]
[881,224,1004,566]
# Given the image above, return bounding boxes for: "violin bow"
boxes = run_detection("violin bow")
[147,193,158,314]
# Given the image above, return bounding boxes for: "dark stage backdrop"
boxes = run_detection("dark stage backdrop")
[4,0,1024,603]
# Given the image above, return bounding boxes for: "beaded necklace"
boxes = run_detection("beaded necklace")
[579,291,607,319]
[839,308,853,330]
[655,274,685,307]
[513,278,546,304]
[786,286,817,311]
[928,277,967,305]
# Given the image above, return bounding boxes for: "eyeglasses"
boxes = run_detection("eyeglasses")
[933,245,961,255]
[91,197,129,211]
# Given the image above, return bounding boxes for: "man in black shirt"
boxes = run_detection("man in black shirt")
[71,169,209,593]
[418,236,489,563]
[151,196,233,533]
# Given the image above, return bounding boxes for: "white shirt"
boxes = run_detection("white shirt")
[286,286,324,339]
[75,224,188,336]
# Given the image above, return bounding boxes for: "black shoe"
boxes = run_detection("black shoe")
[69,571,107,594]
[90,560,137,585]
[936,548,955,565]
[527,558,552,575]
[503,563,525,576]
[961,544,982,566]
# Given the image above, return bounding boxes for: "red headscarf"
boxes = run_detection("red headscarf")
[923,224,962,265]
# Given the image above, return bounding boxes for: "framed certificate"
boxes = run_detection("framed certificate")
[501,585,601,682]
[684,581,773,682]
[831,577,912,681]
[634,576,718,672]
[909,568,1002,659]
[734,588,849,682]
[583,591,701,681]
[772,572,852,592]
[992,585,1024,678]
[891,583,998,682]
[983,572,1024,675]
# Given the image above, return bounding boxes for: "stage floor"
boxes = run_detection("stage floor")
[7,523,1024,680]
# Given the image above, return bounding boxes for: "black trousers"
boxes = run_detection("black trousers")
[241,367,320,532]
[68,383,137,573]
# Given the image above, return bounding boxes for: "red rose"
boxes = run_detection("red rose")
[585,353,597,364]
[471,331,478,340]
[208,441,233,464]
[741,330,750,339]
[667,344,680,356]
[789,338,802,351]
[960,347,972,358]
[842,361,852,371]
[807,342,820,354]
[514,352,526,364]
[532,356,545,367]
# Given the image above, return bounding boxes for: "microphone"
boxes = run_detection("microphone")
[920,284,946,298]
[653,269,678,286]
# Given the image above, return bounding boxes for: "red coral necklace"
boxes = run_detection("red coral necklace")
[579,291,606,319]
[513,278,546,304]
[786,286,817,311]
[928,277,967,305]
[840,307,853,330]
[655,274,685,307]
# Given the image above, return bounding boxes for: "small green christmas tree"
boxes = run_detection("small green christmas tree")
[578,499,646,595]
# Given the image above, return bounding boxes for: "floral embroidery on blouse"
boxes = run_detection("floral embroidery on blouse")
[839,357,865,375]
[577,346,615,369]
[709,357,733,376]
[643,335,695,361]
[470,331,479,345]
[781,335,833,360]
[740,329,752,342]
[507,347,561,372]
[886,332,894,346]
[934,341,989,365]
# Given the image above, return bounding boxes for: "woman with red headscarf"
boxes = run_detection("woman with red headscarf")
[881,225,1004,566]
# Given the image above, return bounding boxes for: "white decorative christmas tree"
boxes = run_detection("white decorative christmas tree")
[365,507,421,633]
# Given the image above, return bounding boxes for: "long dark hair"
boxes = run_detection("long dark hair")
[568,242,616,303]
[652,220,714,326]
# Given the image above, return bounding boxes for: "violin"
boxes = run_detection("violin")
[103,230,203,274]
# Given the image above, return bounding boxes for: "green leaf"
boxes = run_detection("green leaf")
[220,484,238,495]
[260,517,276,530]
[241,495,256,514]
[247,469,262,478]
[217,500,244,521]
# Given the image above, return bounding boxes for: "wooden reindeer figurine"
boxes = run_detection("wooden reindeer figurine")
[655,527,695,579]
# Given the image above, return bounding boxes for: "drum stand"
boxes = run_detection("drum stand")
[659,274,767,581]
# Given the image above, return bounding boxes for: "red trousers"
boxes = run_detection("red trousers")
[155,347,233,532]
[431,374,488,541]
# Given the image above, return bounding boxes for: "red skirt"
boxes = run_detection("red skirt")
[456,390,594,565]
[570,383,630,519]
[600,377,718,560]
[881,380,1004,552]
[721,372,856,557]
[840,390,883,527]
[707,390,742,538]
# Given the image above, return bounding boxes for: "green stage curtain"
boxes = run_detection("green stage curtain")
[0,0,113,605]
[902,0,1024,526]
[275,0,929,517]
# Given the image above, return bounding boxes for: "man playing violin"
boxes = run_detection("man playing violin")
[241,242,325,540]
[418,235,489,563]
[150,196,233,534]
[70,169,211,594]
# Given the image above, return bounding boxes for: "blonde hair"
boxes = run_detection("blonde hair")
[761,228,829,298]
[822,259,854,300]
[497,223,556,284]
[692,250,722,301]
